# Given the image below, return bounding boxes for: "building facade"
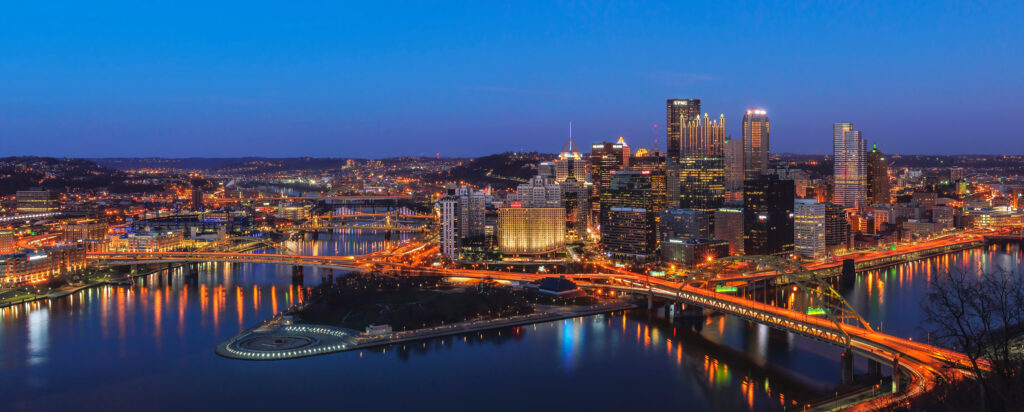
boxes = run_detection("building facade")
[497,206,566,256]
[678,114,726,212]
[832,123,867,210]
[666,99,702,209]
[742,109,769,180]
[866,144,890,205]
[794,199,826,259]
[743,175,794,256]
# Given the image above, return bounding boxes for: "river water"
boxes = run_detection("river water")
[0,232,1020,411]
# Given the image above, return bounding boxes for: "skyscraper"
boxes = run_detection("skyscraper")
[724,137,745,193]
[438,185,488,259]
[678,114,726,212]
[516,176,561,208]
[600,170,657,259]
[629,148,667,223]
[742,109,770,180]
[555,131,586,184]
[866,144,891,205]
[590,139,630,226]
[825,202,850,248]
[666,99,701,208]
[794,199,826,259]
[832,123,867,210]
[743,175,794,256]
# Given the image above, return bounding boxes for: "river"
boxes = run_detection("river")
[0,232,1020,411]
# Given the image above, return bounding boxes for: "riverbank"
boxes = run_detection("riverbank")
[216,299,636,361]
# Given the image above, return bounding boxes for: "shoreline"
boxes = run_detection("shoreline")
[215,300,637,361]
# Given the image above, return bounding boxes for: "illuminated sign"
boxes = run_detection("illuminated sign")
[715,285,738,293]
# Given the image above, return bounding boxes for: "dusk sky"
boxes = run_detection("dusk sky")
[2,1,1021,158]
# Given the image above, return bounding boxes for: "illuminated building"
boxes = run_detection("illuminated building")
[516,176,561,208]
[129,230,184,252]
[825,203,850,249]
[832,123,867,210]
[678,114,726,212]
[16,187,59,213]
[659,208,710,241]
[742,109,769,180]
[0,231,15,254]
[662,238,729,267]
[932,205,955,230]
[590,139,630,225]
[0,244,86,286]
[794,199,826,259]
[743,175,794,256]
[438,185,488,259]
[277,205,313,221]
[65,220,110,253]
[600,170,656,226]
[964,207,1024,229]
[192,186,205,212]
[537,162,556,181]
[873,204,894,232]
[559,178,589,241]
[666,98,701,208]
[497,206,565,255]
[724,138,745,194]
[714,207,744,255]
[555,133,587,184]
[866,144,890,204]
[629,149,667,222]
[602,207,657,260]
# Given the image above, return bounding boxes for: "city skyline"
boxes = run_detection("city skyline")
[2,2,1023,158]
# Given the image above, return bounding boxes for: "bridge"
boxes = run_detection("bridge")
[85,249,980,410]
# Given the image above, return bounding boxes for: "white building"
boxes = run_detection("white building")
[438,185,488,260]
[516,176,561,208]
[794,199,826,259]
[832,123,867,210]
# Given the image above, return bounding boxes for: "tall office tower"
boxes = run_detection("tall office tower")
[678,113,726,212]
[538,162,557,181]
[555,132,587,183]
[438,185,488,259]
[742,109,770,180]
[516,176,562,208]
[666,99,702,208]
[659,208,710,241]
[602,207,658,261]
[743,175,795,256]
[16,188,59,213]
[191,186,204,212]
[866,144,891,205]
[590,139,630,226]
[793,199,826,259]
[832,123,867,210]
[559,178,589,241]
[629,149,667,222]
[824,202,850,248]
[497,206,565,256]
[724,137,745,192]
[600,171,657,257]
[714,207,744,255]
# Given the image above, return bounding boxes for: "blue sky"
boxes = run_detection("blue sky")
[1,1,1021,157]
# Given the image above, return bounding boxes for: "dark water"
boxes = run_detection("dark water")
[1,233,1020,411]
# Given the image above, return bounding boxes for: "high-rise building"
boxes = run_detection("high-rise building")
[191,186,204,212]
[678,114,726,212]
[666,99,701,208]
[659,209,710,241]
[743,175,794,256]
[438,185,488,259]
[724,137,745,193]
[825,203,850,248]
[516,176,561,208]
[833,123,867,210]
[537,162,557,181]
[497,206,565,256]
[590,139,630,226]
[866,144,890,205]
[714,207,744,255]
[629,149,667,223]
[794,199,826,259]
[16,188,59,213]
[555,133,587,184]
[602,207,657,260]
[742,109,770,180]
[600,171,657,259]
[559,179,589,241]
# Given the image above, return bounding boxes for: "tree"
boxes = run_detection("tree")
[920,265,1024,410]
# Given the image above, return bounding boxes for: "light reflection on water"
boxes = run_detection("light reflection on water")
[0,236,1019,411]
